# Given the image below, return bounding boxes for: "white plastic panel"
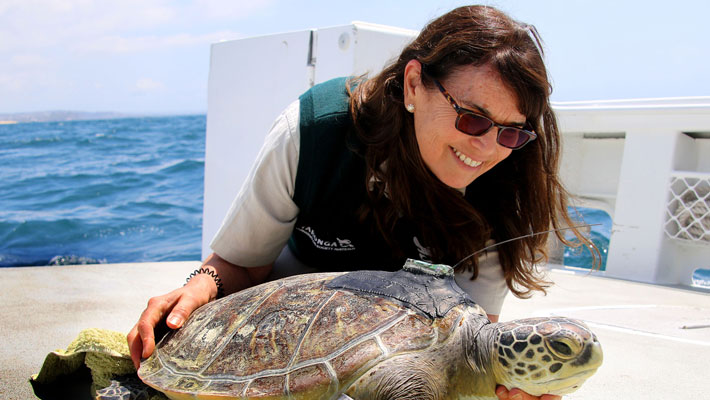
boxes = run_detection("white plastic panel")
[311,26,355,84]
[202,31,312,258]
[351,22,416,77]
[559,134,624,217]
[695,139,710,172]
[312,22,416,84]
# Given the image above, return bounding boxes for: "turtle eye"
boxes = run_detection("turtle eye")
[546,337,580,360]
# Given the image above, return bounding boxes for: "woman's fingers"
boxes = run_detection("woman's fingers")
[137,296,175,355]
[495,386,562,400]
[127,291,180,368]
[127,286,213,369]
[127,324,143,369]
[165,293,203,329]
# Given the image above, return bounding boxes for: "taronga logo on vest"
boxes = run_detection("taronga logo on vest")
[295,226,356,251]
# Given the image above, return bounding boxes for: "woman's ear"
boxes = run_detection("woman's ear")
[403,59,423,107]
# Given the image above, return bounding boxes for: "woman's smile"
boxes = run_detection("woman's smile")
[451,146,482,168]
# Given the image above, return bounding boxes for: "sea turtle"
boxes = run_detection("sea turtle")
[137,259,602,399]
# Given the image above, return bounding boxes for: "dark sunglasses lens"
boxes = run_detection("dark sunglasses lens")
[498,128,529,149]
[457,113,492,136]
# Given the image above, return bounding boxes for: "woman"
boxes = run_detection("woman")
[128,5,595,400]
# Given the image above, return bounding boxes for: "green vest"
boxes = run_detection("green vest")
[288,78,425,271]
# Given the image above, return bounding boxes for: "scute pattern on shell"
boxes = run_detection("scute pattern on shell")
[139,272,469,399]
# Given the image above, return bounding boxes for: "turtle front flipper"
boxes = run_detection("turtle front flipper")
[95,376,165,400]
[343,351,452,400]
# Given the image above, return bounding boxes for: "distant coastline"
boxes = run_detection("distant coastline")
[0,110,146,124]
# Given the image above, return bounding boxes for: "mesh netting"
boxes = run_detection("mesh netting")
[665,175,710,243]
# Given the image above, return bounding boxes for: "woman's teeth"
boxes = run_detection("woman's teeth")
[453,147,482,167]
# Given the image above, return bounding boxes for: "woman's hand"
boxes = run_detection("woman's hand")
[127,254,273,369]
[496,386,561,400]
[127,273,216,368]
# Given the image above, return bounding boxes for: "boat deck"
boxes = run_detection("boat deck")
[1,261,709,399]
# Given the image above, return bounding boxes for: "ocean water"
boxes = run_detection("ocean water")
[692,268,710,288]
[0,116,205,267]
[563,207,613,271]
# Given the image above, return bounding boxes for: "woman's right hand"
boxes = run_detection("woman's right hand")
[127,272,217,369]
[127,254,273,369]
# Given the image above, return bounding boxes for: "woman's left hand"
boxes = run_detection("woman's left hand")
[496,385,561,400]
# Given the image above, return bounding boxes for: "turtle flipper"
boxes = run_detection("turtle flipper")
[95,376,159,400]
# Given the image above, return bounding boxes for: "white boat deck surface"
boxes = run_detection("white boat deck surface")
[1,261,709,399]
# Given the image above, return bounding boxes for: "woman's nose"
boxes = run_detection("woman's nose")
[468,127,499,154]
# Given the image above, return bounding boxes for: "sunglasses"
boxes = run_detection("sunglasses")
[430,78,537,150]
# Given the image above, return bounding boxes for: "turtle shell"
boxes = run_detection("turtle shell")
[138,267,485,400]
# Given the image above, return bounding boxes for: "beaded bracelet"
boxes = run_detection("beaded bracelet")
[186,268,225,299]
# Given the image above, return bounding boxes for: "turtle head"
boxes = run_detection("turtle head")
[488,317,603,396]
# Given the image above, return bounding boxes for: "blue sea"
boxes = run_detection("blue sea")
[0,116,619,272]
[563,207,612,271]
[0,116,205,267]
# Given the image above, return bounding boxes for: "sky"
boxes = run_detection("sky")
[1,0,708,115]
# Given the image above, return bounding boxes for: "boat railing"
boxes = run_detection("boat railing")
[553,98,710,286]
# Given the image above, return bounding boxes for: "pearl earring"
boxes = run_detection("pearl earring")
[406,104,415,113]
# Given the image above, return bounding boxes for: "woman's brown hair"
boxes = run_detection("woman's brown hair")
[350,5,599,297]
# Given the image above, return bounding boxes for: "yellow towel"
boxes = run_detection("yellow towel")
[30,328,167,400]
